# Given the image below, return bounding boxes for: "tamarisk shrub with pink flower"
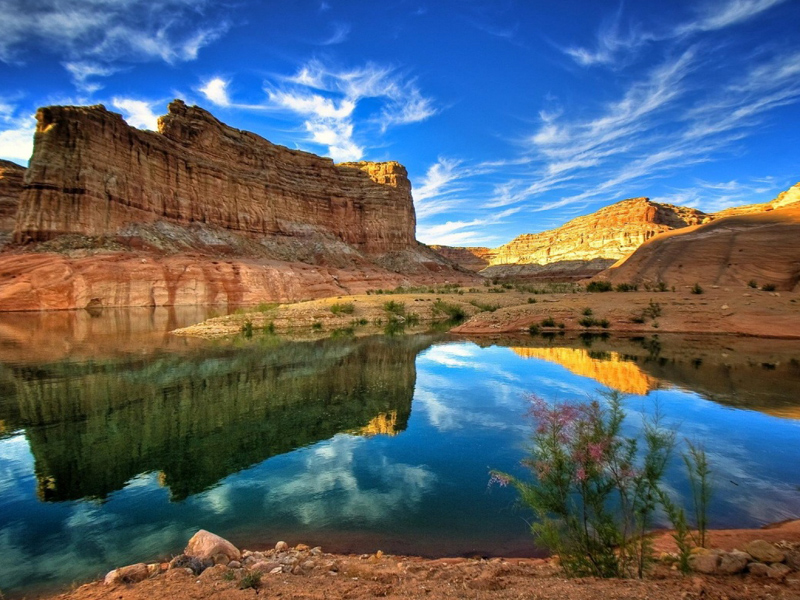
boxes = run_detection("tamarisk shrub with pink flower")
[491,390,709,578]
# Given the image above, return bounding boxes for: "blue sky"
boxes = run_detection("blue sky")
[1,0,798,246]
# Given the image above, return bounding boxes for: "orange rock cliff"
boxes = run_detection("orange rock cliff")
[0,101,474,311]
[14,100,415,253]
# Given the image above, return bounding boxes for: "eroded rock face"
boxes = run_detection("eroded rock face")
[491,198,710,267]
[429,246,496,272]
[0,159,24,243]
[601,205,800,291]
[14,101,415,254]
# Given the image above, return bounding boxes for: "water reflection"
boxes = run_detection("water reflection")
[0,334,426,502]
[0,312,799,598]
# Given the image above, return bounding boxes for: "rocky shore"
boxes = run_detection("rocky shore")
[38,524,800,600]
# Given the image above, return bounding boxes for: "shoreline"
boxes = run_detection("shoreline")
[22,521,800,600]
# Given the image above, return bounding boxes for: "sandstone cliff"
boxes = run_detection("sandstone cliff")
[14,101,415,254]
[490,197,710,267]
[428,245,496,271]
[432,198,711,280]
[0,159,24,245]
[0,101,474,310]
[600,204,800,290]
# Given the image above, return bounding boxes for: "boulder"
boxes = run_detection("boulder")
[185,529,241,563]
[168,553,212,574]
[689,550,720,574]
[717,551,750,575]
[275,541,289,552]
[104,563,149,585]
[744,540,785,563]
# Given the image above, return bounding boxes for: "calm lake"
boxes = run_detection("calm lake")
[1,308,799,597]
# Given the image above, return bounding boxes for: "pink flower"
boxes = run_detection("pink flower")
[575,467,587,482]
[588,442,605,462]
[489,472,511,488]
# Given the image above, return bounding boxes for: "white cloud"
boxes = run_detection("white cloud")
[111,98,159,131]
[199,77,232,107]
[0,102,35,163]
[0,0,230,87]
[254,60,437,162]
[416,207,519,246]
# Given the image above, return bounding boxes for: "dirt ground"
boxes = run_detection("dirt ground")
[43,522,800,600]
[172,284,800,340]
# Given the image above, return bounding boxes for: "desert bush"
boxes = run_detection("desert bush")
[586,281,613,293]
[470,300,500,312]
[748,280,758,289]
[690,283,704,295]
[761,283,777,291]
[615,283,638,292]
[433,299,467,321]
[239,572,262,589]
[330,302,355,315]
[241,320,254,338]
[582,307,593,316]
[383,300,406,316]
[528,324,540,335]
[491,392,711,579]
[540,316,557,327]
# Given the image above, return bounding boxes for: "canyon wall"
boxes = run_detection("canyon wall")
[0,159,24,243]
[489,197,709,266]
[13,100,415,254]
[428,245,496,271]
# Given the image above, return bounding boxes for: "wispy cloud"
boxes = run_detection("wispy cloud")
[0,0,231,89]
[564,0,787,68]
[111,98,160,130]
[416,207,519,246]
[320,22,351,45]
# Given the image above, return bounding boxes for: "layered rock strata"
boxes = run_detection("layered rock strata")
[490,198,709,267]
[14,101,415,253]
[0,101,474,310]
[0,159,24,244]
[428,246,496,271]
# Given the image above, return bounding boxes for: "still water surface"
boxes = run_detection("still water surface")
[1,308,799,596]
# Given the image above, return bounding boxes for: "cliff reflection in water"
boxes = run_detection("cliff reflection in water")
[0,332,429,503]
[507,334,800,418]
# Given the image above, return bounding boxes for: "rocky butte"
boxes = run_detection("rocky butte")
[0,100,473,311]
[434,197,711,281]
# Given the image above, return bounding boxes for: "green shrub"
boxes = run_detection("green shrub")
[239,572,262,589]
[241,320,253,338]
[582,307,593,316]
[540,316,556,327]
[586,281,613,293]
[748,280,758,289]
[615,283,638,292]
[599,318,610,328]
[527,297,537,304]
[690,283,704,295]
[311,321,323,330]
[265,321,276,334]
[491,392,710,579]
[383,300,406,315]
[528,324,540,335]
[643,300,662,319]
[578,317,597,328]
[432,299,466,321]
[330,302,355,315]
[469,300,500,312]
[761,283,777,292]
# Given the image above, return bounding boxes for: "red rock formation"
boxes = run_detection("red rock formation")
[490,197,710,267]
[428,246,496,271]
[600,205,800,291]
[14,101,415,254]
[0,159,24,243]
[0,101,476,311]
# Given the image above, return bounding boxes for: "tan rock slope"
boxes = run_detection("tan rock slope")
[0,101,474,310]
[600,202,800,291]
